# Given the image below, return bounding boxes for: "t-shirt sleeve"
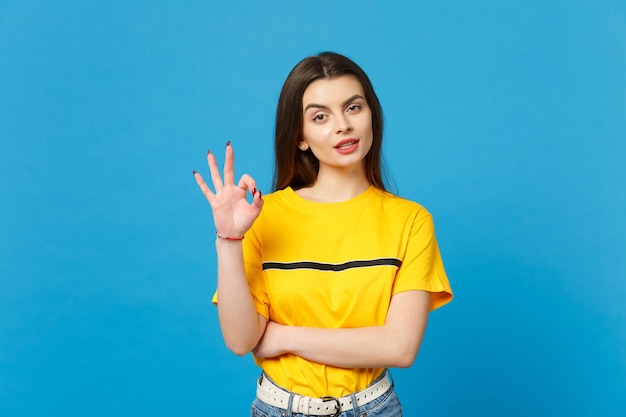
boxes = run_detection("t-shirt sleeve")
[211,225,270,320]
[392,210,453,311]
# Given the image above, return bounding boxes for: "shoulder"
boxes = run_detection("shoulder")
[370,188,432,219]
[258,187,294,208]
[252,188,298,227]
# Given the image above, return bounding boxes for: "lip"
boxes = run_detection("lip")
[335,138,359,149]
[333,138,360,154]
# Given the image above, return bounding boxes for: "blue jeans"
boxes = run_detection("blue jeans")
[250,372,403,417]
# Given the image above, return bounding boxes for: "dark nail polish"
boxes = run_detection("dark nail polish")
[251,188,256,195]
[259,190,262,198]
[207,149,211,156]
[226,140,231,147]
[192,170,197,175]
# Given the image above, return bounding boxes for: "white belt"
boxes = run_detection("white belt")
[256,371,392,416]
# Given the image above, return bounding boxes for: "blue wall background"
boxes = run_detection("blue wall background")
[1,1,624,416]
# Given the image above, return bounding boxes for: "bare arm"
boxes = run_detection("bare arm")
[214,239,267,355]
[253,290,430,368]
[194,143,266,355]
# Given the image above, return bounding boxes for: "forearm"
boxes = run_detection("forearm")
[215,239,265,355]
[254,291,431,368]
[283,323,425,369]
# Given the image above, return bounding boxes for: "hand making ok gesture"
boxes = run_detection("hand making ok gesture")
[193,142,264,240]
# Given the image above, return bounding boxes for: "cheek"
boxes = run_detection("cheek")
[363,138,374,156]
[358,120,374,142]
[359,122,374,154]
[303,124,332,144]
[357,111,374,135]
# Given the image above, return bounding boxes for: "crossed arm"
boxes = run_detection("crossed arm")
[253,290,430,369]
[214,236,430,368]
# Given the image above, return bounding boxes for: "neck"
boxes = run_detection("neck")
[296,166,370,203]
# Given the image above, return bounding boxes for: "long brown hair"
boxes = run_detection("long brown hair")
[272,52,387,191]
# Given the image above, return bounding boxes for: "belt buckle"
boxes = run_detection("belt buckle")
[320,396,341,417]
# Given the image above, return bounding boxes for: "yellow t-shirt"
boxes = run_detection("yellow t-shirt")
[215,186,452,397]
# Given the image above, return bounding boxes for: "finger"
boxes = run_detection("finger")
[206,150,223,192]
[223,141,234,186]
[193,171,215,204]
[237,173,257,194]
[251,189,264,211]
[251,346,262,358]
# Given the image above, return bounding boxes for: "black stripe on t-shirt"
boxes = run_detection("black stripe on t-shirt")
[262,258,402,272]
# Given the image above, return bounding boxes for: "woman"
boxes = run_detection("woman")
[194,52,453,417]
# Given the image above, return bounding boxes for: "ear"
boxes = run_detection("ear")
[298,141,310,151]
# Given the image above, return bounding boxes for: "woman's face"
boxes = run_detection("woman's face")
[300,75,373,175]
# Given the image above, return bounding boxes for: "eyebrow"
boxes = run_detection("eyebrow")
[304,94,365,112]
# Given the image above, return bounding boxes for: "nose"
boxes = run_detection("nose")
[335,114,353,134]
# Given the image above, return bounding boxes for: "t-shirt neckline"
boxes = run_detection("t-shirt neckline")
[283,185,377,210]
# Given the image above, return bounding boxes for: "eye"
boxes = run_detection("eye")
[347,104,362,112]
[313,113,327,122]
